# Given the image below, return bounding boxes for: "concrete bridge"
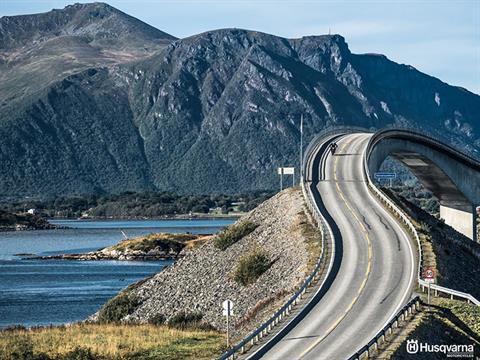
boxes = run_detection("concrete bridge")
[366,128,480,241]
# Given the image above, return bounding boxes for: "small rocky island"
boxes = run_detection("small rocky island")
[33,233,211,261]
[0,210,57,231]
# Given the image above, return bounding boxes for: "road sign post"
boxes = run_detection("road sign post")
[300,114,303,185]
[222,300,233,348]
[423,268,435,306]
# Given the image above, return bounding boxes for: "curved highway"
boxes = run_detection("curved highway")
[261,133,416,359]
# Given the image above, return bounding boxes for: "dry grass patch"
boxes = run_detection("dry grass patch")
[297,209,322,273]
[111,233,201,253]
[0,323,225,360]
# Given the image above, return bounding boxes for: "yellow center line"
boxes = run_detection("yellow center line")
[298,136,373,359]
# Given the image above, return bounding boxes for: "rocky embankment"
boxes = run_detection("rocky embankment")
[0,210,56,231]
[94,188,320,337]
[34,233,210,261]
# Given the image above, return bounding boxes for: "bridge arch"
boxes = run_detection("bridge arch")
[365,129,480,241]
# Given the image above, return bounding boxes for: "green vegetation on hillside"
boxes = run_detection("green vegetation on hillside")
[0,210,55,231]
[234,248,271,286]
[389,184,439,215]
[0,323,225,360]
[97,292,140,324]
[214,220,258,250]
[0,191,274,219]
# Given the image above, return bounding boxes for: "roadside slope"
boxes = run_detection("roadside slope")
[95,188,320,338]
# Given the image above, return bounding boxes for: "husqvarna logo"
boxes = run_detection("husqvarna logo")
[407,339,419,354]
[405,338,474,357]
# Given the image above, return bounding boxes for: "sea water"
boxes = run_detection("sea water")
[0,218,233,328]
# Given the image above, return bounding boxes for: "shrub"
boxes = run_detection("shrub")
[97,293,140,323]
[419,222,432,234]
[214,221,257,250]
[234,248,271,286]
[63,347,97,360]
[167,312,213,331]
[148,313,166,326]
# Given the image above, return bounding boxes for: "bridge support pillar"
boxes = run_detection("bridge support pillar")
[440,203,476,241]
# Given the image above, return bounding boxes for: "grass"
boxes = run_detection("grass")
[434,298,480,335]
[0,323,225,360]
[297,210,322,273]
[213,220,258,250]
[233,247,271,286]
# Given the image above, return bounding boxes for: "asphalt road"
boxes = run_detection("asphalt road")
[261,133,415,360]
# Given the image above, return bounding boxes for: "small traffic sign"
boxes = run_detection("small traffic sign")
[374,172,396,180]
[222,300,233,316]
[423,268,435,283]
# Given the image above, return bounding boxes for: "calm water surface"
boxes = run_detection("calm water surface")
[0,219,233,328]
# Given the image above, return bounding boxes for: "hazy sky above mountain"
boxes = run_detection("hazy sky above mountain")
[2,0,479,94]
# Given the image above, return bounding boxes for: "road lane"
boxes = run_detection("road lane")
[261,133,415,360]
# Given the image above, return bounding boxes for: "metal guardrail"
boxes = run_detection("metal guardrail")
[418,280,480,306]
[347,296,422,360]
[217,165,334,360]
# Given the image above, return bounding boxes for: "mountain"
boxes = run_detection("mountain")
[0,2,175,107]
[1,4,479,198]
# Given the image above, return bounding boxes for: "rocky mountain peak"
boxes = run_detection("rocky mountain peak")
[0,2,176,51]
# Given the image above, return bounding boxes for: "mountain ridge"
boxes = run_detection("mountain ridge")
[0,3,479,198]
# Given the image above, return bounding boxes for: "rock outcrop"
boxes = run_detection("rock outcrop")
[33,233,209,261]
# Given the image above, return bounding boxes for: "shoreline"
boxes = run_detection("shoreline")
[48,213,243,221]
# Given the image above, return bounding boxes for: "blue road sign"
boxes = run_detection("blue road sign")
[374,172,396,180]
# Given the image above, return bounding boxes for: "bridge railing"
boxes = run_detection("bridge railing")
[364,151,480,306]
[217,169,333,360]
[379,124,480,163]
[347,296,422,360]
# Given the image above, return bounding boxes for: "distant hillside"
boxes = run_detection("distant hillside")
[1,3,479,198]
[0,210,55,231]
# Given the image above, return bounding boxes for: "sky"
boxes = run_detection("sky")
[1,0,479,94]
